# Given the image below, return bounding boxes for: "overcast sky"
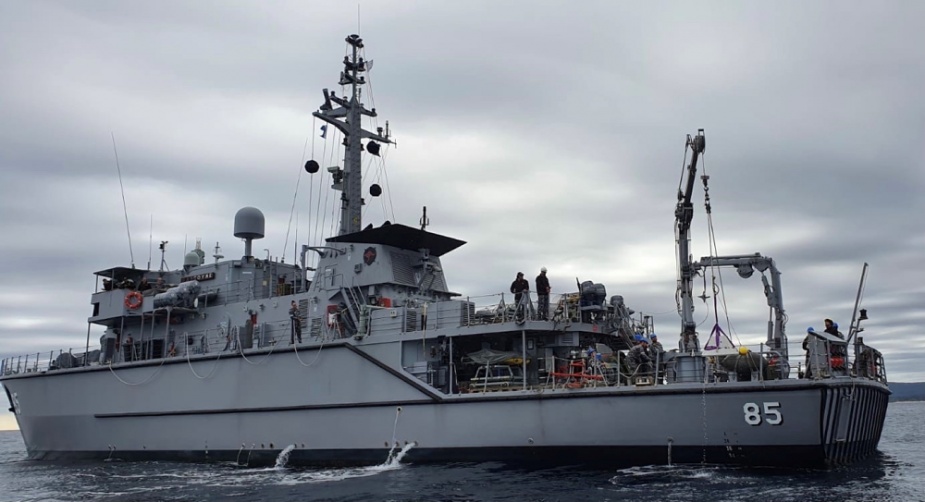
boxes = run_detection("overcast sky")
[1,1,924,429]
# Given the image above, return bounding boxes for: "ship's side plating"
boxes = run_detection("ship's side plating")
[0,350,889,467]
[821,384,889,465]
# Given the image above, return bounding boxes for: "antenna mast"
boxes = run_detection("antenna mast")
[158,241,169,272]
[313,34,393,235]
[147,215,153,270]
[111,132,135,268]
[420,206,429,231]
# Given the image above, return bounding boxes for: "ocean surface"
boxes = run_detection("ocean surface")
[0,401,922,502]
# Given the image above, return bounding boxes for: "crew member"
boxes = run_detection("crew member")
[510,272,529,315]
[289,300,302,344]
[824,318,843,338]
[535,267,551,320]
[627,336,652,378]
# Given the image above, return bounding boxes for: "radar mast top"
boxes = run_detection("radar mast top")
[312,34,394,235]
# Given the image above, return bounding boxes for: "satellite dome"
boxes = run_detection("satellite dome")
[184,251,201,267]
[234,207,265,240]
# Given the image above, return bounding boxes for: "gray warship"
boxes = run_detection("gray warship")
[1,34,889,468]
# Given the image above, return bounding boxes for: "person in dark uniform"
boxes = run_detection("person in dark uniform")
[510,272,529,316]
[824,318,843,338]
[289,300,302,344]
[535,267,551,320]
[123,333,135,362]
[626,336,652,378]
[823,318,846,360]
[138,277,152,292]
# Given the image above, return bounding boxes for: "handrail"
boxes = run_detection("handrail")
[0,291,889,388]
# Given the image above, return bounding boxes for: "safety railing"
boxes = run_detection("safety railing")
[0,318,335,376]
[854,342,887,383]
[1,347,103,376]
[462,291,576,326]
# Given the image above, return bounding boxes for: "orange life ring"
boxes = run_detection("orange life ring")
[124,291,143,310]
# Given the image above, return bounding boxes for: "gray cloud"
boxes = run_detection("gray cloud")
[1,0,924,427]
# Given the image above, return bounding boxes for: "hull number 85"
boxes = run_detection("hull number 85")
[743,402,782,425]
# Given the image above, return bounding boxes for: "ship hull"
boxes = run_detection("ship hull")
[1,346,889,469]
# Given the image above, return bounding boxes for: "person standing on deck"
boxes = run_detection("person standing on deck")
[289,300,302,344]
[626,336,652,378]
[823,318,846,359]
[824,318,843,339]
[510,272,529,316]
[535,267,551,320]
[649,334,664,381]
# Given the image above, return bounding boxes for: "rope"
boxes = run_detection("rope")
[235,325,280,365]
[674,225,683,317]
[281,136,309,259]
[325,128,342,237]
[314,127,331,248]
[293,333,327,367]
[361,44,397,224]
[673,142,689,318]
[185,333,224,380]
[361,154,375,220]
[380,147,395,222]
[306,117,317,269]
[108,354,167,386]
[701,154,742,346]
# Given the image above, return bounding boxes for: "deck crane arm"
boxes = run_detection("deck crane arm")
[693,254,789,363]
[675,130,706,343]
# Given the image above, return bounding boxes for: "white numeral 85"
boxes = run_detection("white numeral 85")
[743,401,782,425]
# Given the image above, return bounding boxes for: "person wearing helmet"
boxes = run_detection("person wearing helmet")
[824,318,843,339]
[535,267,551,320]
[802,326,815,351]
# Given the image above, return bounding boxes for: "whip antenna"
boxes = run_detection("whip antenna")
[111,132,135,268]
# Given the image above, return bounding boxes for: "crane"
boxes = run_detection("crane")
[673,129,790,370]
[675,130,706,351]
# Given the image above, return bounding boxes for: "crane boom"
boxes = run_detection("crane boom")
[675,130,706,341]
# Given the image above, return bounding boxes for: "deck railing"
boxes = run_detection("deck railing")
[0,294,888,387]
[0,313,356,377]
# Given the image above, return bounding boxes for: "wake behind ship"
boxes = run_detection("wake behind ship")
[1,34,889,469]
